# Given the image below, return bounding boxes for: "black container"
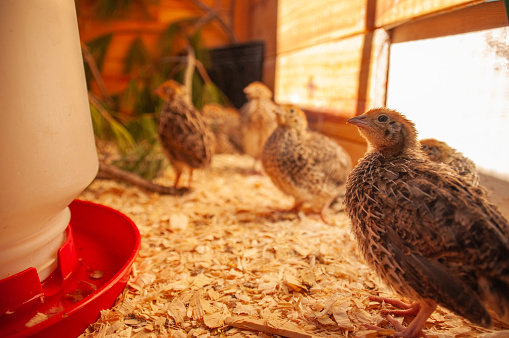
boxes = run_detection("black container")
[207,41,265,109]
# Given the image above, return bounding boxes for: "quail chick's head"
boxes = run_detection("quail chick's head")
[420,138,454,163]
[243,81,273,100]
[275,105,308,132]
[155,80,190,103]
[420,138,480,186]
[348,108,420,156]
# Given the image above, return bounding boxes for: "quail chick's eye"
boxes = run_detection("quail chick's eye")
[421,145,428,150]
[289,108,295,114]
[377,114,388,122]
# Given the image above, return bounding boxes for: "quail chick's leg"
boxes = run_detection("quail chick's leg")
[320,200,335,225]
[174,172,182,188]
[188,169,194,187]
[252,159,265,175]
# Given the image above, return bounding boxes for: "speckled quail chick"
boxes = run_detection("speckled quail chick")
[345,107,509,337]
[262,105,352,223]
[155,80,214,188]
[239,81,278,171]
[202,103,243,155]
[420,138,480,186]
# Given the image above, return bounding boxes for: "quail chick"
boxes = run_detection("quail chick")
[262,105,352,223]
[344,107,509,337]
[239,81,278,171]
[202,103,243,155]
[155,80,214,188]
[420,138,480,186]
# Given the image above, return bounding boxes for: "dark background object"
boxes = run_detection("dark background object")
[207,41,265,109]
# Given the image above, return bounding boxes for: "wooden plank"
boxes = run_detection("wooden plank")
[375,0,483,29]
[277,0,368,54]
[275,29,389,118]
[249,0,279,90]
[275,34,365,117]
[392,0,509,43]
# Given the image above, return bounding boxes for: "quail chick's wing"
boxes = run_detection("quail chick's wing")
[345,108,509,333]
[420,138,480,186]
[347,151,509,327]
[262,128,316,204]
[306,131,352,185]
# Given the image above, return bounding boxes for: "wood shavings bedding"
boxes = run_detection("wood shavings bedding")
[78,154,506,337]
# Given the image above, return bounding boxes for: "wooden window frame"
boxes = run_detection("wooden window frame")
[304,0,508,162]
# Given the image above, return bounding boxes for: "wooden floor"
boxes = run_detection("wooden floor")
[78,154,508,337]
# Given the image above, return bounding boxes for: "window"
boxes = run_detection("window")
[276,0,509,214]
[387,26,509,181]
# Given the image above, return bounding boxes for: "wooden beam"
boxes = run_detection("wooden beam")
[375,0,484,29]
[392,0,509,43]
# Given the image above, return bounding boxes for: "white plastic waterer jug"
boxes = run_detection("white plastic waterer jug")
[0,0,99,281]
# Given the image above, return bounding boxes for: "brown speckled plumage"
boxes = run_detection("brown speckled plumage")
[156,80,214,188]
[262,105,352,223]
[239,82,278,164]
[420,138,480,186]
[202,103,243,155]
[345,108,509,337]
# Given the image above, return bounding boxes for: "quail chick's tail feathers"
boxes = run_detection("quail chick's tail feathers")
[479,275,509,324]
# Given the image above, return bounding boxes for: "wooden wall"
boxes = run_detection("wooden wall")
[77,0,276,96]
[274,0,489,164]
[247,0,278,91]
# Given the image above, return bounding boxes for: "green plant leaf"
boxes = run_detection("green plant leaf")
[86,34,113,71]
[95,0,134,20]
[124,37,151,74]
[119,79,139,113]
[89,98,136,152]
[159,17,201,57]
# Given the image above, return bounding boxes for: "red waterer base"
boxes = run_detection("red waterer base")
[0,200,141,337]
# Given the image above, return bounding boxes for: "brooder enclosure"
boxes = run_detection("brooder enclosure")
[76,0,509,337]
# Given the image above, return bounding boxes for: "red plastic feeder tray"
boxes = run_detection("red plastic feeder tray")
[0,200,141,338]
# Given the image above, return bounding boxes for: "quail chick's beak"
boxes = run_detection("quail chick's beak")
[348,116,370,129]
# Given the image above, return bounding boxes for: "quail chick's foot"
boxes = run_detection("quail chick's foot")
[369,295,421,316]
[385,315,428,337]
[251,159,265,175]
[370,296,436,337]
[265,206,300,221]
[361,312,427,337]
[320,202,335,225]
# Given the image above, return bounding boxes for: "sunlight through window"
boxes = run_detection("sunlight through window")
[387,27,509,181]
